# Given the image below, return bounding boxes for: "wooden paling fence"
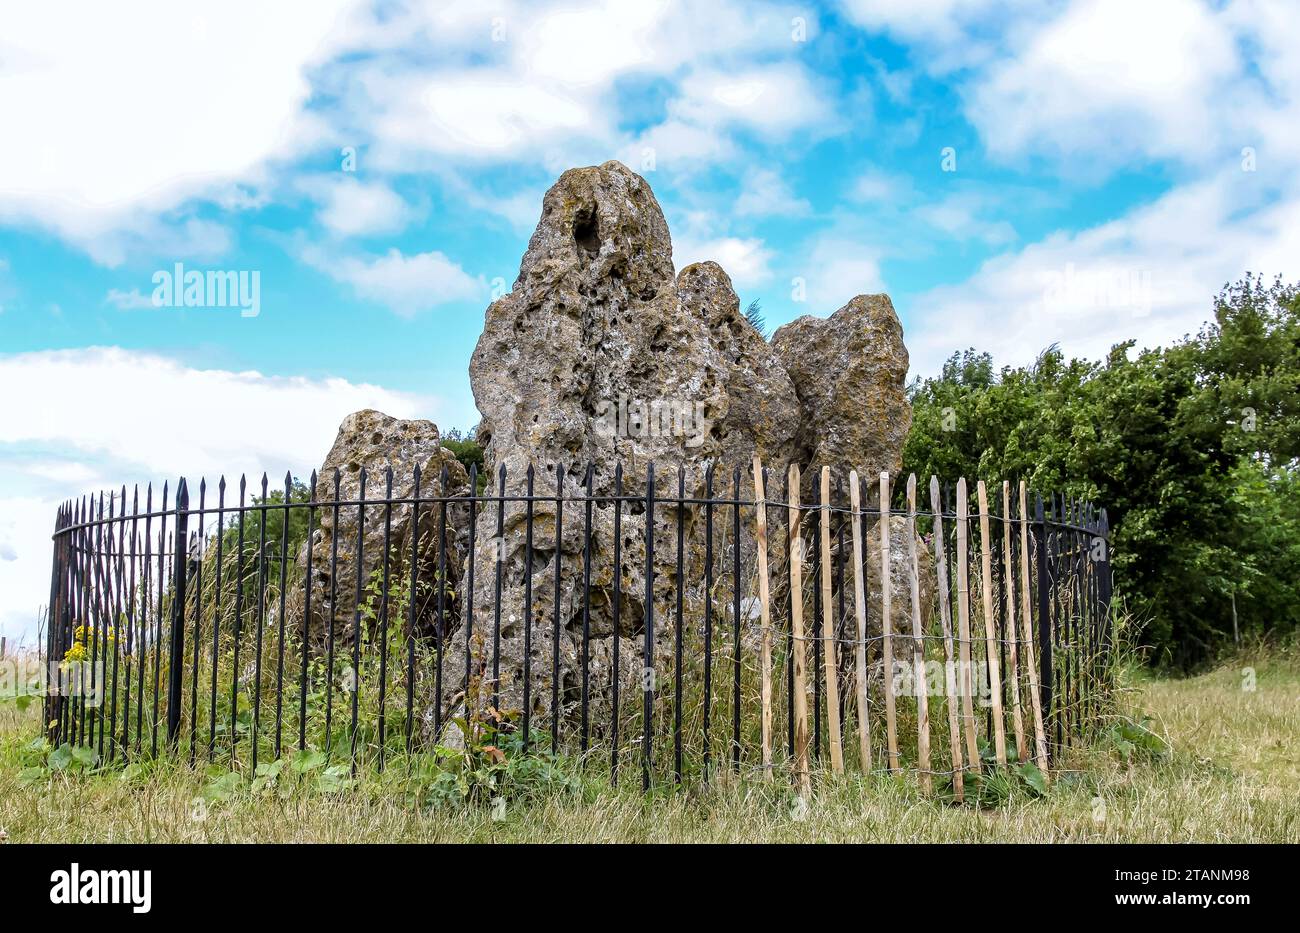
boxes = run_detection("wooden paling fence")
[43,458,1113,793]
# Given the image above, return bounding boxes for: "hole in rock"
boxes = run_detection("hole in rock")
[573,209,601,255]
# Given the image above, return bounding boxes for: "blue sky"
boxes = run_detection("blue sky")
[1,0,1298,641]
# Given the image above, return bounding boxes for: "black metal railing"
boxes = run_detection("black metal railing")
[43,459,1113,792]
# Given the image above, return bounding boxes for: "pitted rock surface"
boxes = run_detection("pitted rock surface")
[771,294,910,488]
[447,161,913,733]
[301,410,470,651]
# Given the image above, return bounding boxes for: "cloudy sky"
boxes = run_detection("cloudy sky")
[1,0,1297,642]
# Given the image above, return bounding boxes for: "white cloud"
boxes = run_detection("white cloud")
[302,176,419,238]
[905,169,1300,376]
[846,0,1300,180]
[673,236,775,289]
[330,1,827,173]
[0,0,834,258]
[104,288,155,310]
[849,168,914,204]
[425,170,545,235]
[835,0,1300,382]
[799,238,886,310]
[301,246,483,316]
[0,494,61,645]
[914,192,1017,246]
[365,70,598,160]
[522,1,665,86]
[735,168,811,218]
[838,0,1300,192]
[60,216,234,270]
[1224,0,1300,160]
[484,189,546,235]
[839,0,1049,72]
[0,347,433,476]
[13,461,101,486]
[841,0,1300,375]
[623,121,735,169]
[670,65,835,139]
[0,346,444,642]
[0,0,357,264]
[967,0,1244,170]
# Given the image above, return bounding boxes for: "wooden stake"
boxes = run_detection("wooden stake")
[848,471,872,773]
[1019,480,1050,777]
[879,471,899,771]
[753,455,774,780]
[788,464,811,796]
[1002,480,1027,762]
[906,475,931,793]
[955,478,980,770]
[929,476,963,801]
[977,481,1007,765]
[819,466,844,773]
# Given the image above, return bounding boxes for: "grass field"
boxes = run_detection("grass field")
[1,652,1296,843]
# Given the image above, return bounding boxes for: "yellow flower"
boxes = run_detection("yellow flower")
[68,623,117,649]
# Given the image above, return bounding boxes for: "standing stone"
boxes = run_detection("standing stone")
[771,294,911,488]
[455,160,802,732]
[435,159,918,746]
[302,410,470,651]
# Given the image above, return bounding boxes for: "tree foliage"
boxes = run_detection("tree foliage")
[744,299,766,338]
[210,478,314,605]
[903,275,1300,668]
[442,427,485,492]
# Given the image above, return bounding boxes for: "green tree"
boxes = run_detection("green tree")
[442,427,485,492]
[1196,274,1300,465]
[903,277,1300,668]
[210,477,313,604]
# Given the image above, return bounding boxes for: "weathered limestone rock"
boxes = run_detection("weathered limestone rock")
[302,410,470,648]
[455,160,803,730]
[771,294,911,486]
[437,159,917,741]
[470,160,800,478]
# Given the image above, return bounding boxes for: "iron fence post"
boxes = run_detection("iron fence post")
[45,507,67,743]
[1098,507,1113,671]
[166,479,190,747]
[642,461,655,791]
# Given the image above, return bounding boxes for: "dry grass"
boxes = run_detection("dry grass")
[1,651,1296,843]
